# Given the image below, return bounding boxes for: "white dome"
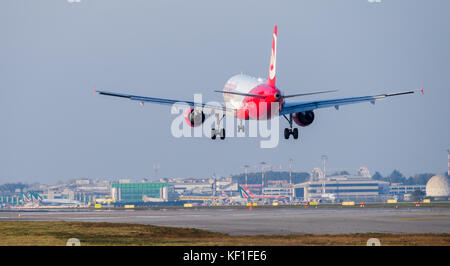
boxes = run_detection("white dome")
[426,175,450,197]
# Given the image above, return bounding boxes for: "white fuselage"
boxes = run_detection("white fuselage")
[222,74,264,109]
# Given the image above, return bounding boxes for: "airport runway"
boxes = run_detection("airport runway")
[1,207,449,235]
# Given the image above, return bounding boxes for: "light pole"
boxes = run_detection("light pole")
[153,163,160,181]
[321,155,328,194]
[260,162,267,203]
[447,149,450,177]
[289,158,293,203]
[212,172,216,200]
[242,165,251,187]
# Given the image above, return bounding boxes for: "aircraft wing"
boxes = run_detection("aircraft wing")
[96,90,235,115]
[280,89,421,115]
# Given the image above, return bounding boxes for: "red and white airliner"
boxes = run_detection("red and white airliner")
[96,25,421,140]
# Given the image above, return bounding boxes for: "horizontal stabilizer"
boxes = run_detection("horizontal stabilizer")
[283,89,338,98]
[214,90,266,98]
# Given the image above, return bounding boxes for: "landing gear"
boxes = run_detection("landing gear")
[283,128,299,139]
[283,114,300,140]
[211,113,226,140]
[237,120,245,133]
[211,129,217,140]
[220,128,225,140]
[284,128,290,139]
[292,128,298,139]
[211,128,225,140]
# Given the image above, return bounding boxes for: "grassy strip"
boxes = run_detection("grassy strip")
[0,221,449,246]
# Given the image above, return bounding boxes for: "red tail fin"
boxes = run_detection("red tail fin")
[267,25,277,88]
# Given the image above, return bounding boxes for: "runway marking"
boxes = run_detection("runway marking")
[399,216,450,221]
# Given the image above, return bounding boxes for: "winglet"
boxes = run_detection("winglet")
[414,86,424,95]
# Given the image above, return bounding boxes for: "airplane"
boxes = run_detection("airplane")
[20,191,83,206]
[219,190,246,205]
[238,185,286,200]
[22,191,42,205]
[40,198,82,206]
[96,25,422,140]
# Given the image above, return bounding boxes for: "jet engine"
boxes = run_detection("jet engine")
[184,108,205,127]
[293,111,315,127]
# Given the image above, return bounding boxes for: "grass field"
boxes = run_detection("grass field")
[0,221,449,246]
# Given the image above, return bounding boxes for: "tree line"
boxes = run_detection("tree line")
[371,170,437,185]
[0,183,28,193]
[232,170,441,185]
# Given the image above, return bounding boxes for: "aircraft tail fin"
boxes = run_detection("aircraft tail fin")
[267,25,277,88]
[239,185,252,199]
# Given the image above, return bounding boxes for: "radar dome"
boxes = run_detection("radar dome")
[425,174,450,197]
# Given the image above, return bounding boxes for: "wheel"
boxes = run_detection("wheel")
[293,128,299,139]
[211,128,216,140]
[220,128,225,140]
[284,128,290,139]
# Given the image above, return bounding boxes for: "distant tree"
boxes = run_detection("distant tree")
[415,173,434,185]
[404,176,414,185]
[388,170,406,184]
[0,183,28,193]
[405,173,434,185]
[372,171,384,180]
[410,189,425,201]
[330,171,350,176]
[232,169,434,186]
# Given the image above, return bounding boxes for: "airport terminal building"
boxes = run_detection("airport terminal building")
[293,169,390,202]
[389,184,426,197]
[111,182,169,203]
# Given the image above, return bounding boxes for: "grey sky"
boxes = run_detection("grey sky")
[1,0,449,184]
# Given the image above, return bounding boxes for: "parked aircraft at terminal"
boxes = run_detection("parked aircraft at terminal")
[239,185,286,200]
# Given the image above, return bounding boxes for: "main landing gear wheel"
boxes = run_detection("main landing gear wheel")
[211,113,226,140]
[211,128,216,140]
[220,128,225,140]
[283,113,300,140]
[293,128,299,139]
[237,120,245,133]
[284,128,299,140]
[284,128,290,139]
[283,114,298,139]
[211,128,226,140]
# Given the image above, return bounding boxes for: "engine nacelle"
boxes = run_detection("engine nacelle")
[293,111,315,127]
[184,108,205,127]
